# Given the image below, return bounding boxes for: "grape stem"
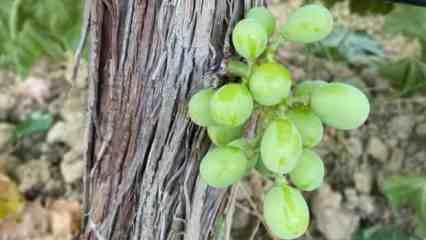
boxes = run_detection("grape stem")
[238,183,279,239]
[286,95,310,106]
[225,59,249,78]
[265,35,286,62]
[10,0,22,40]
[224,184,239,240]
[274,174,288,186]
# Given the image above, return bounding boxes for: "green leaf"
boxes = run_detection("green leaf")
[383,176,426,238]
[0,175,25,220]
[384,5,426,42]
[353,226,417,240]
[415,215,426,238]
[0,0,82,77]
[310,26,384,64]
[319,0,394,15]
[379,58,426,96]
[14,111,54,139]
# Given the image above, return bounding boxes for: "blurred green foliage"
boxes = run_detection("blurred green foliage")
[14,111,54,140]
[380,5,426,95]
[353,226,419,240]
[380,58,426,96]
[384,5,426,44]
[310,26,384,65]
[383,176,426,238]
[0,0,82,77]
[310,2,426,95]
[319,0,394,15]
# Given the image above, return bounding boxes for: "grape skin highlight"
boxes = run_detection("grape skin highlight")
[264,184,310,239]
[260,118,302,174]
[208,125,243,146]
[249,63,292,106]
[232,19,268,60]
[287,107,323,147]
[281,4,333,44]
[188,88,216,127]
[200,147,247,188]
[290,149,325,191]
[294,80,326,98]
[210,83,254,127]
[246,7,276,37]
[310,82,370,130]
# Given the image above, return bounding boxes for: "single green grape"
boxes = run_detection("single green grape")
[310,82,370,130]
[232,19,268,60]
[281,4,333,44]
[290,149,325,191]
[263,184,310,239]
[188,88,216,127]
[287,107,323,147]
[200,146,248,188]
[228,138,259,174]
[260,118,302,174]
[210,83,254,127]
[208,125,243,146]
[246,7,276,36]
[249,63,292,106]
[294,80,326,98]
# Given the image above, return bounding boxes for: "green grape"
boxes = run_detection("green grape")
[228,138,259,174]
[200,146,248,188]
[188,88,216,127]
[210,83,254,127]
[208,125,243,146]
[263,184,310,239]
[287,107,323,147]
[310,82,370,130]
[246,7,276,36]
[249,63,292,106]
[290,149,324,191]
[232,19,268,60]
[294,80,326,98]
[260,118,302,174]
[281,4,333,43]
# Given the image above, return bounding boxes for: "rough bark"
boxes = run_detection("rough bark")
[81,0,264,239]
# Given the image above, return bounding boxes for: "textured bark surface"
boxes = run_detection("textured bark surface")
[81,0,264,239]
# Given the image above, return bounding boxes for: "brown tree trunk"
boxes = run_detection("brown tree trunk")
[81,0,264,239]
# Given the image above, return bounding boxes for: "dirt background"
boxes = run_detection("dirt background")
[0,1,425,239]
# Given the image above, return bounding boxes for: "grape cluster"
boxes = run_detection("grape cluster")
[188,4,370,240]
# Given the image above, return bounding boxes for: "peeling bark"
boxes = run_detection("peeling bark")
[81,0,264,239]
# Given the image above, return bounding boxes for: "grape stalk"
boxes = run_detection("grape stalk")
[188,4,370,239]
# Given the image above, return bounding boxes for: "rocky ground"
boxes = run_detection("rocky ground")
[0,57,86,239]
[0,1,425,240]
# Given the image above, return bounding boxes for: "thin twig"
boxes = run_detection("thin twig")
[235,202,257,216]
[88,218,107,240]
[224,183,239,240]
[72,0,92,85]
[239,183,278,240]
[239,183,263,221]
[249,220,260,240]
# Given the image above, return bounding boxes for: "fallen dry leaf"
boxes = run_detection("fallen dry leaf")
[0,201,49,239]
[0,198,80,240]
[47,199,81,234]
[0,174,25,220]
